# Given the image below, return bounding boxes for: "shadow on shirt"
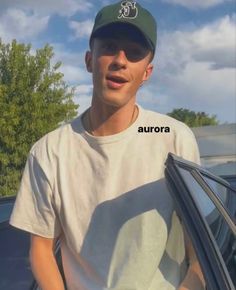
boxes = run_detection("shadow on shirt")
[76,179,185,288]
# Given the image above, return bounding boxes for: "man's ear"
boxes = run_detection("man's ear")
[142,63,154,82]
[85,51,92,73]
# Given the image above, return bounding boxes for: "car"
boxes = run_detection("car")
[0,153,235,290]
[0,196,34,290]
[0,197,66,290]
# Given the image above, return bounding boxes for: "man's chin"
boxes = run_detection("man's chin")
[99,94,129,108]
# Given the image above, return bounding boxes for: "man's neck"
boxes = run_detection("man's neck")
[85,97,138,136]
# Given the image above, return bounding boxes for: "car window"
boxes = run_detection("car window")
[178,168,216,218]
[222,176,236,189]
[178,166,236,286]
[202,175,236,221]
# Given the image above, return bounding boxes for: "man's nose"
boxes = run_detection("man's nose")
[112,49,128,69]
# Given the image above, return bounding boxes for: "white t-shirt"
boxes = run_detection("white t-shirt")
[10,105,200,290]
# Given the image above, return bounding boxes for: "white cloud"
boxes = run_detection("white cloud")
[53,44,86,67]
[75,84,93,95]
[160,62,235,104]
[149,15,236,122]
[49,45,92,113]
[60,64,89,84]
[191,15,236,69]
[74,85,93,115]
[69,20,94,39]
[0,0,93,17]
[75,95,91,115]
[49,43,91,84]
[0,9,49,42]
[162,0,231,10]
[157,15,236,72]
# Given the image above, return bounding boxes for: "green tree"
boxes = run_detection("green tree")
[167,108,219,127]
[0,39,78,197]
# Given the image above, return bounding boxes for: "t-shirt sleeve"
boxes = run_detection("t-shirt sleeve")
[175,124,201,165]
[9,152,61,238]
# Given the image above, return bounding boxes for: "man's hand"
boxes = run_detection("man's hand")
[178,260,205,290]
[30,234,65,290]
[178,228,206,290]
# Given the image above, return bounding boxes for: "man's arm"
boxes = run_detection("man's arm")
[30,234,65,290]
[178,228,206,290]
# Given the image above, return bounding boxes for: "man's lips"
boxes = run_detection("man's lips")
[106,74,128,89]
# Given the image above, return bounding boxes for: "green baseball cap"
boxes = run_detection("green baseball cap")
[90,1,157,54]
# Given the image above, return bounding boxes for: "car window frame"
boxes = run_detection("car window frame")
[165,153,235,290]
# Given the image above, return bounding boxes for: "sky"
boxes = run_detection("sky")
[0,0,235,123]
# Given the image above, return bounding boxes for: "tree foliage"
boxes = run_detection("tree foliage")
[167,108,219,128]
[0,39,78,197]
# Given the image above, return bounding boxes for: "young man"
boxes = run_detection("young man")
[10,1,204,290]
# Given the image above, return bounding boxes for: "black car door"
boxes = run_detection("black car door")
[165,153,236,290]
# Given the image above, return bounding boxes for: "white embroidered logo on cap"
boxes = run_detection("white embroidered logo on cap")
[118,1,138,19]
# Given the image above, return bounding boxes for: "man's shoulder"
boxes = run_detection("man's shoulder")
[30,116,81,157]
[142,108,194,136]
[141,108,200,163]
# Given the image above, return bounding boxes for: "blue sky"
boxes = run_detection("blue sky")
[0,0,235,123]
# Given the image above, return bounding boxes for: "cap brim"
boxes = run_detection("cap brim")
[90,22,154,52]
